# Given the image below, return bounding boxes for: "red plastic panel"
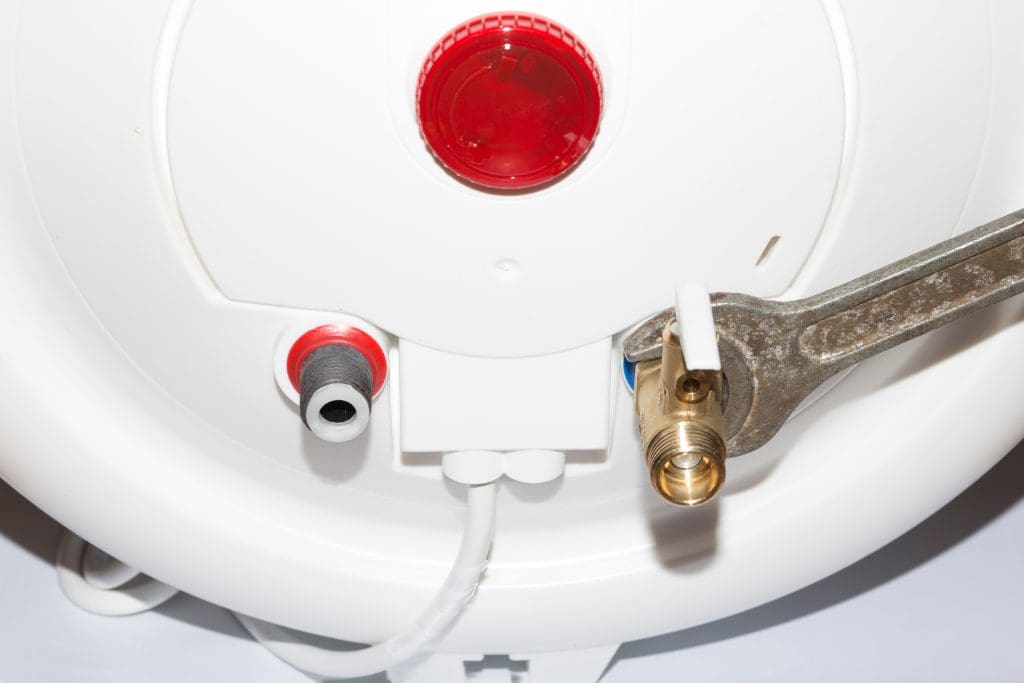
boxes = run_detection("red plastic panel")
[417,13,602,190]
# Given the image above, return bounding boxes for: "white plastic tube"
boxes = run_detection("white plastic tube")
[56,532,179,616]
[234,481,497,679]
[82,544,144,590]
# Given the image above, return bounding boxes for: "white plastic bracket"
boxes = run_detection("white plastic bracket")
[387,644,619,683]
[387,653,477,683]
[511,644,620,683]
[674,283,721,371]
[441,450,566,486]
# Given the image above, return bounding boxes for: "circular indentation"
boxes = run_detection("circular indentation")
[675,373,711,403]
[417,13,602,190]
[494,258,522,281]
[679,377,702,395]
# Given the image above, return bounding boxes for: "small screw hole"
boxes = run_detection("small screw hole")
[319,400,356,424]
[676,375,709,403]
[681,377,702,394]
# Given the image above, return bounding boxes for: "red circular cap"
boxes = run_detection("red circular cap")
[286,325,388,397]
[417,13,603,190]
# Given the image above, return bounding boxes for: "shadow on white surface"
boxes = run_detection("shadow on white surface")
[609,439,1024,680]
[1,439,1022,681]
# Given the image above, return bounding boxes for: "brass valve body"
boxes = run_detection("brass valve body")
[634,324,727,506]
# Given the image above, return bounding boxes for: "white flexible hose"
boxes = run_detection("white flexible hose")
[54,483,496,677]
[82,543,145,590]
[56,532,179,616]
[234,481,497,679]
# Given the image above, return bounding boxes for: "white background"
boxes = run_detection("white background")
[1,441,1022,683]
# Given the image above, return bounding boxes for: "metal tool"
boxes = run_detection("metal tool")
[625,208,1024,458]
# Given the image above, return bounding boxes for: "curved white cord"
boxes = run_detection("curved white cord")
[82,543,144,589]
[235,481,497,679]
[54,482,497,677]
[56,531,179,616]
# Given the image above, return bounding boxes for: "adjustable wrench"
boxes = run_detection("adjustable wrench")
[624,209,1024,456]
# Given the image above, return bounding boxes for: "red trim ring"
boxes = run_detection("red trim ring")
[286,325,388,397]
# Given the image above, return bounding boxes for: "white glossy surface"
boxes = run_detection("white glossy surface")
[2,448,1022,681]
[168,0,844,356]
[398,337,612,452]
[2,0,1024,664]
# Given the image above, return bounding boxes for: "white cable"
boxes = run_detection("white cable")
[82,543,144,590]
[56,531,179,616]
[234,481,497,679]
[54,480,497,677]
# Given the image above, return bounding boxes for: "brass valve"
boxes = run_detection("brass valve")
[634,323,727,506]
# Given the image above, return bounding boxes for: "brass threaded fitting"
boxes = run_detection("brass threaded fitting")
[635,323,728,506]
[646,422,726,506]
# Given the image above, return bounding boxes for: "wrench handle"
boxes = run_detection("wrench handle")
[797,210,1024,367]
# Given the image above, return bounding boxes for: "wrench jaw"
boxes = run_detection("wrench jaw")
[626,294,825,461]
[715,331,755,452]
[712,294,825,457]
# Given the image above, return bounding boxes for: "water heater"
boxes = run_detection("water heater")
[2,1,1024,681]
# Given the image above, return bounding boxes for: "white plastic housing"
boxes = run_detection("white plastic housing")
[398,338,612,452]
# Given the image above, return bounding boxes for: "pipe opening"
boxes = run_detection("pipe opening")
[319,400,356,424]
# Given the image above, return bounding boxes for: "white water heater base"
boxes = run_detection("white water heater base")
[3,1,1024,681]
[3,462,1023,681]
